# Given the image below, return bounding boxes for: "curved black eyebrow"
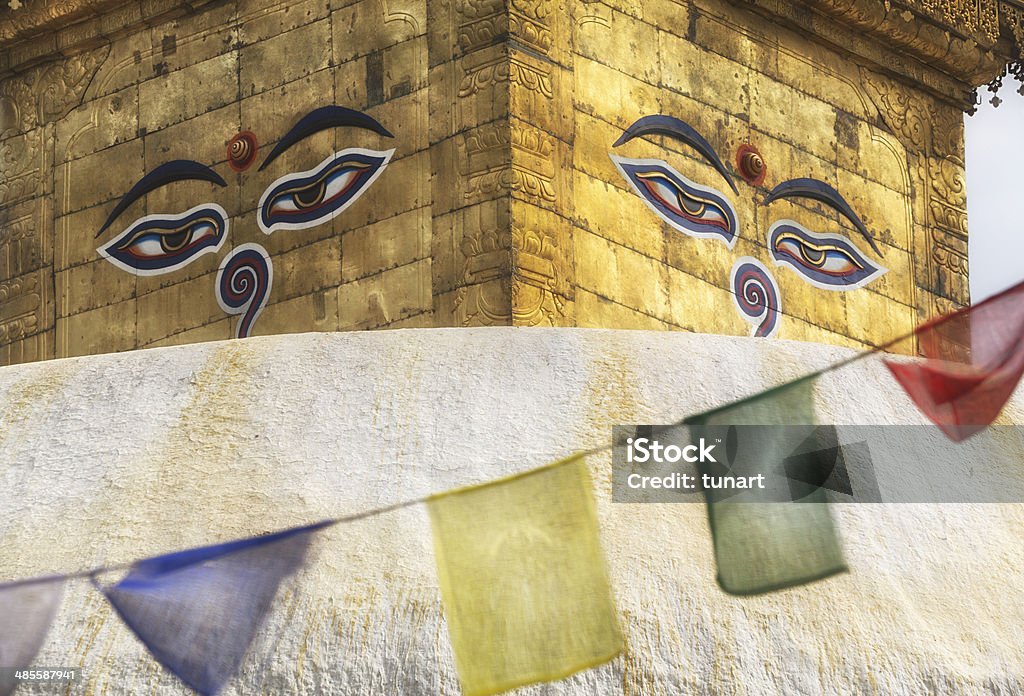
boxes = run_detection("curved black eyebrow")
[613,114,739,195]
[764,178,881,255]
[258,106,394,171]
[95,160,227,238]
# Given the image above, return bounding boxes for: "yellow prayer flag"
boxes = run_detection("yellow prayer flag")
[428,454,622,696]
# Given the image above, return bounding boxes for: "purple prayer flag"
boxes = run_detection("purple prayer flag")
[0,578,63,696]
[96,522,327,695]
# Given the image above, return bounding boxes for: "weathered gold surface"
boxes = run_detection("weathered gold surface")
[0,0,1019,363]
[747,0,1023,101]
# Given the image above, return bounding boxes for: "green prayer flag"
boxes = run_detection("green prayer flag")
[684,377,847,595]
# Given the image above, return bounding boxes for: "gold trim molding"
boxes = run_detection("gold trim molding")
[742,0,1023,105]
[0,0,218,74]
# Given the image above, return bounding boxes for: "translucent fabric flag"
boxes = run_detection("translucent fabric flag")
[684,378,847,595]
[884,280,1024,441]
[428,455,622,696]
[95,522,326,696]
[0,578,63,696]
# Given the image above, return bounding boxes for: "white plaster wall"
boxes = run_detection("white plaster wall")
[1,328,1022,695]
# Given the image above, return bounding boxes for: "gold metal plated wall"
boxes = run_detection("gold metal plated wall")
[0,0,1020,363]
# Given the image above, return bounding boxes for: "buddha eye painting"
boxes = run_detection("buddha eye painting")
[1,1,1022,695]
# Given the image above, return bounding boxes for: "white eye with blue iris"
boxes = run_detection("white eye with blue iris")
[258,147,394,234]
[97,203,228,276]
[610,155,738,249]
[768,220,887,290]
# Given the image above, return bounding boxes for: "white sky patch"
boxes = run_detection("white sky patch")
[965,78,1024,301]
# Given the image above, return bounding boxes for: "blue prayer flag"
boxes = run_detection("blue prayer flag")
[96,522,327,695]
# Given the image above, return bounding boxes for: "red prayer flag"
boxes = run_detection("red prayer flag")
[884,281,1024,441]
